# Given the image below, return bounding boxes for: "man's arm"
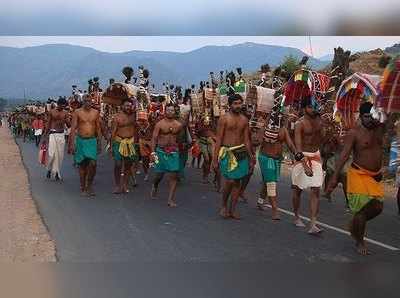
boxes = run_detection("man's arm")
[110,115,118,144]
[65,112,71,128]
[294,121,303,152]
[333,130,355,177]
[243,120,254,159]
[294,120,313,175]
[284,127,297,154]
[151,121,161,153]
[95,111,102,151]
[42,112,52,139]
[68,111,78,153]
[212,116,226,167]
[95,111,101,137]
[326,130,356,193]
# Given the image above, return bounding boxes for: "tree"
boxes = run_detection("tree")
[281,55,301,77]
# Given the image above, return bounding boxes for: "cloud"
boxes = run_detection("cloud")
[0,0,399,35]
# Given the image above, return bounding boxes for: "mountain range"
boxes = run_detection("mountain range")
[0,42,330,100]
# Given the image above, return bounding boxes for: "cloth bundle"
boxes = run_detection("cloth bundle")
[256,86,275,113]
[246,85,258,106]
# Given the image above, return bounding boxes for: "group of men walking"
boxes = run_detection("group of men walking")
[8,92,392,256]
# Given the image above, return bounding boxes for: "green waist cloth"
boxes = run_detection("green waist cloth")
[219,152,249,180]
[154,146,180,173]
[112,140,138,162]
[258,152,281,183]
[348,194,383,214]
[74,135,97,164]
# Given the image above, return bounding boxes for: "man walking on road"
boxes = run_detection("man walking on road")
[110,100,139,194]
[212,94,255,219]
[68,96,102,197]
[42,97,70,181]
[327,102,387,255]
[291,96,325,234]
[150,103,183,207]
[256,105,297,219]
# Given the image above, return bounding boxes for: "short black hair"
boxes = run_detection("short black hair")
[359,102,373,115]
[57,97,67,106]
[228,93,243,106]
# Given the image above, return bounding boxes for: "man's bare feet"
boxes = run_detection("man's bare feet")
[113,187,123,194]
[230,212,241,220]
[271,210,280,220]
[356,242,369,256]
[294,218,306,227]
[86,188,96,197]
[219,207,229,219]
[308,224,323,235]
[167,201,177,208]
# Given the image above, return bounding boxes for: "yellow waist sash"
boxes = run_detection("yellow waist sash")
[218,144,246,172]
[115,136,136,157]
[347,165,384,197]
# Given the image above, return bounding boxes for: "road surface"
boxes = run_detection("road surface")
[14,138,400,262]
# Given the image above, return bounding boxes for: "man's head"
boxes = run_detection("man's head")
[301,96,320,118]
[82,95,92,109]
[165,103,176,119]
[57,97,67,111]
[228,94,243,114]
[359,102,377,129]
[122,100,134,114]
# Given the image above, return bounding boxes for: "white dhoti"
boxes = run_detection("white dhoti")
[291,151,323,190]
[34,129,43,136]
[47,132,65,178]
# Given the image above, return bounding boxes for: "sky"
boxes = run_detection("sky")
[0,0,399,35]
[0,36,399,58]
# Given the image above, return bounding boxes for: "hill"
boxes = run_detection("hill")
[0,42,328,99]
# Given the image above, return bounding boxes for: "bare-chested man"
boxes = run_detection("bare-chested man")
[42,97,70,180]
[110,100,138,194]
[256,108,297,219]
[68,96,102,197]
[291,96,326,234]
[212,94,255,219]
[176,102,192,180]
[137,110,155,182]
[195,115,216,184]
[150,103,183,207]
[327,102,387,255]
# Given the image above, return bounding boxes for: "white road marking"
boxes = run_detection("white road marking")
[262,203,400,251]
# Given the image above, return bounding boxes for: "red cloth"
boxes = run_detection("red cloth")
[38,143,47,166]
[32,119,44,130]
[191,143,201,158]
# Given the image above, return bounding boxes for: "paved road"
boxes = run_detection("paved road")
[16,138,400,263]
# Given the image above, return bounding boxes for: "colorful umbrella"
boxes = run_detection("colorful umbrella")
[283,69,330,107]
[334,72,381,129]
[377,57,400,113]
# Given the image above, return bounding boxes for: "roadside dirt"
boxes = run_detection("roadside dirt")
[0,123,56,262]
